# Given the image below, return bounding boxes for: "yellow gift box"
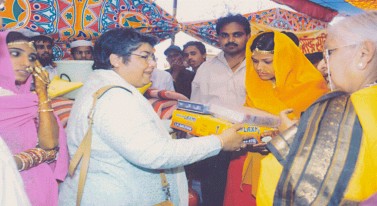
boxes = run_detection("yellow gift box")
[171,110,276,144]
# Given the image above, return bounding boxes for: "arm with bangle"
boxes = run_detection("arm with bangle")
[14,61,60,171]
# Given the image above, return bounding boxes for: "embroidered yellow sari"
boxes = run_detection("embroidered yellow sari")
[259,86,377,205]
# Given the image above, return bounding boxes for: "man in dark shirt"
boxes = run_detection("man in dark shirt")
[164,45,195,99]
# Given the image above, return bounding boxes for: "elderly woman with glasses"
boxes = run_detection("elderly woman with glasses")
[257,11,377,205]
[58,28,252,206]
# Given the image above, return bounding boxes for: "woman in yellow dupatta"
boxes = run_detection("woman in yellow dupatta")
[224,31,328,205]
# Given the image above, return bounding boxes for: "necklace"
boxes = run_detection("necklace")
[272,81,276,88]
[230,57,246,70]
[365,80,377,88]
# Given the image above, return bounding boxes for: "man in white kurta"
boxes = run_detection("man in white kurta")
[191,52,246,107]
[189,14,250,206]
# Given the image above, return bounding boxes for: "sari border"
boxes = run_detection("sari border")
[273,92,362,206]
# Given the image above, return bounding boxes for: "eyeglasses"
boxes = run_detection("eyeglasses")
[323,43,358,91]
[131,53,157,62]
[323,44,357,64]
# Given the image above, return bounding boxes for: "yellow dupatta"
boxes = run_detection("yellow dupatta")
[345,85,377,201]
[242,31,328,197]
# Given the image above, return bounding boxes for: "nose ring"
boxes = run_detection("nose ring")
[26,67,33,73]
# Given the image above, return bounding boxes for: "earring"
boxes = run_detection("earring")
[358,62,363,68]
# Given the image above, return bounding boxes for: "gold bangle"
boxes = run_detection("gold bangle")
[38,109,54,112]
[39,99,51,106]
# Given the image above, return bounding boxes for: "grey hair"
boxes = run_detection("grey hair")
[327,11,377,44]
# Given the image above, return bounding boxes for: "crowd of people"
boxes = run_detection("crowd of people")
[1,0,377,204]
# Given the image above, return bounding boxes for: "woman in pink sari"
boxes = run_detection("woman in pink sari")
[0,31,68,205]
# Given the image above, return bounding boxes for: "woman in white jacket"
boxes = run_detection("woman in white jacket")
[59,28,250,206]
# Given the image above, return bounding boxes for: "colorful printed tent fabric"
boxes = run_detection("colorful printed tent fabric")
[0,0,179,59]
[181,8,328,54]
[272,0,339,22]
[2,2,330,57]
[273,0,376,20]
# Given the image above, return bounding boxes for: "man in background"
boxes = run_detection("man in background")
[70,40,93,60]
[32,35,57,80]
[164,45,195,98]
[183,41,207,73]
[191,14,250,206]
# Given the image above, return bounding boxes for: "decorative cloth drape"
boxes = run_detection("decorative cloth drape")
[0,0,180,59]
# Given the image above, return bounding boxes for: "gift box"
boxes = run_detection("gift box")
[171,110,277,144]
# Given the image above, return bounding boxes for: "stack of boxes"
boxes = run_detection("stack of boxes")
[170,101,279,144]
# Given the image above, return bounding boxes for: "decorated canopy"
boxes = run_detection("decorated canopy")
[273,0,377,20]
[181,8,328,54]
[2,1,332,58]
[0,0,179,59]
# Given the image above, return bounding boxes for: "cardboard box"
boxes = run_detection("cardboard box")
[171,110,277,144]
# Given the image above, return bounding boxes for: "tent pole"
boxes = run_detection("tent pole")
[171,0,177,45]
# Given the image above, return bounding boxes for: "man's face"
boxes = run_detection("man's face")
[72,46,93,60]
[183,46,206,71]
[166,50,184,68]
[218,22,250,55]
[34,40,53,65]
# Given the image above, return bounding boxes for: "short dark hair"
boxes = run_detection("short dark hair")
[6,31,31,44]
[216,14,251,35]
[250,32,274,51]
[93,28,157,70]
[281,31,300,46]
[31,35,54,45]
[250,31,300,51]
[183,41,206,55]
[305,52,323,66]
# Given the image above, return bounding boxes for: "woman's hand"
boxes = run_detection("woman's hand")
[32,61,59,150]
[278,109,298,132]
[247,143,269,155]
[32,60,50,97]
[217,124,251,151]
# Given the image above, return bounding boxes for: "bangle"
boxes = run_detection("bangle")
[217,136,224,149]
[39,99,51,106]
[14,155,26,171]
[38,108,54,112]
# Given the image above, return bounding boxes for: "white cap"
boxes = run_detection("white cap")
[70,40,93,48]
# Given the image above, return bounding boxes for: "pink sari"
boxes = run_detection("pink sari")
[0,31,68,206]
